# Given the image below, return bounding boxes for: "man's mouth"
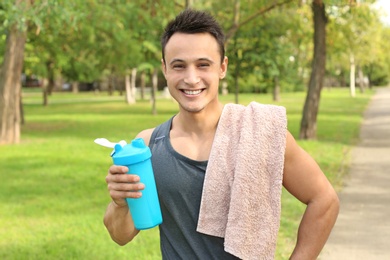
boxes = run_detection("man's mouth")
[182,89,203,95]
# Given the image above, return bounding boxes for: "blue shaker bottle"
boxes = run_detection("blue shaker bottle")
[111,138,162,230]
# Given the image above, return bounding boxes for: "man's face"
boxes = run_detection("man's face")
[162,32,228,114]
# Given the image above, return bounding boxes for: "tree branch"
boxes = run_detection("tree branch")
[225,0,295,45]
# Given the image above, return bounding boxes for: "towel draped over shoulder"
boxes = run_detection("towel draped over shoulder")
[197,102,287,260]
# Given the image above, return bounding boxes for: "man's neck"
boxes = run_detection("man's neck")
[169,101,224,161]
[174,102,224,136]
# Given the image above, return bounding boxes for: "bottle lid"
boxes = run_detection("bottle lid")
[111,138,151,165]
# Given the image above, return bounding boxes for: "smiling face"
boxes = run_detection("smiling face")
[162,32,228,114]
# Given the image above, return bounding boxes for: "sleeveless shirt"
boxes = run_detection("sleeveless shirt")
[149,117,239,260]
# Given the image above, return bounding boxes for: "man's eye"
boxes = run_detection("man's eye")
[199,63,210,68]
[173,64,185,69]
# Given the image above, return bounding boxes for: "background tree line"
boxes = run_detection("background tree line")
[1,0,389,144]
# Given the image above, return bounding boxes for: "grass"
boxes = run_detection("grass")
[0,88,374,259]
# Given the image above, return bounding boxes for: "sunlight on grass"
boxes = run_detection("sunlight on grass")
[0,88,374,259]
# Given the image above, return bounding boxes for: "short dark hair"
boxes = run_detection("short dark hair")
[161,9,225,63]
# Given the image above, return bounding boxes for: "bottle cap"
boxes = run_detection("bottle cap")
[111,138,151,165]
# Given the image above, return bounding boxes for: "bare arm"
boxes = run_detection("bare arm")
[103,129,154,245]
[103,166,142,245]
[283,131,339,259]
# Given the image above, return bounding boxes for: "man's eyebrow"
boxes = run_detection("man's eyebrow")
[198,58,214,64]
[169,58,214,65]
[169,59,184,65]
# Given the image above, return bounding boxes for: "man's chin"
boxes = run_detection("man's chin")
[179,104,205,114]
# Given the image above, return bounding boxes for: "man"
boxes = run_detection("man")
[103,9,339,259]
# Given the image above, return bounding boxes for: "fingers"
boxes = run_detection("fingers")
[106,165,145,204]
[108,165,129,175]
[108,181,145,199]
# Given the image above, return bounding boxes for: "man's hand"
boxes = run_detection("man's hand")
[106,165,145,207]
[104,165,143,245]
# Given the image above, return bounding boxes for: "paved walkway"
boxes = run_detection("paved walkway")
[320,87,390,260]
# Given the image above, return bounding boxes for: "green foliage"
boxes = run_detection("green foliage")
[1,1,389,92]
[326,0,389,86]
[18,0,182,84]
[0,0,31,31]
[0,34,5,65]
[222,2,311,94]
[0,88,373,259]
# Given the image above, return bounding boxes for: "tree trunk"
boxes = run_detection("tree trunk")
[20,93,25,125]
[273,76,280,102]
[221,80,228,95]
[42,78,49,106]
[71,82,79,93]
[140,71,146,100]
[125,74,132,104]
[117,77,123,96]
[108,75,113,96]
[299,0,327,140]
[349,53,356,97]
[0,21,28,144]
[357,65,365,94]
[234,64,240,104]
[46,60,56,95]
[233,30,241,104]
[185,0,193,8]
[125,68,136,104]
[131,68,137,102]
[151,68,158,115]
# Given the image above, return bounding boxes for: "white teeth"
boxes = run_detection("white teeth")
[183,89,202,95]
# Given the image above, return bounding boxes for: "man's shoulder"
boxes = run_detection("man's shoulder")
[136,128,155,146]
[136,117,173,146]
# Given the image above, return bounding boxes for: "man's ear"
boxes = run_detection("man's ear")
[161,59,167,78]
[220,56,228,79]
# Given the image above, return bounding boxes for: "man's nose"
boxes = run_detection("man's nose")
[183,66,200,85]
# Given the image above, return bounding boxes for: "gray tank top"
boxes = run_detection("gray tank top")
[149,117,239,260]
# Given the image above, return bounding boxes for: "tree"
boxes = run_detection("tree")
[299,0,327,140]
[133,0,177,111]
[1,0,92,143]
[365,25,390,86]
[205,0,296,102]
[222,0,296,46]
[0,0,31,144]
[318,1,385,91]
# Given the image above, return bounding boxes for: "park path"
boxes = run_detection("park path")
[320,87,390,260]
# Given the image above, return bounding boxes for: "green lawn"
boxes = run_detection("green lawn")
[0,88,373,259]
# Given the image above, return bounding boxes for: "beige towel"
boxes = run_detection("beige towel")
[197,102,287,260]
